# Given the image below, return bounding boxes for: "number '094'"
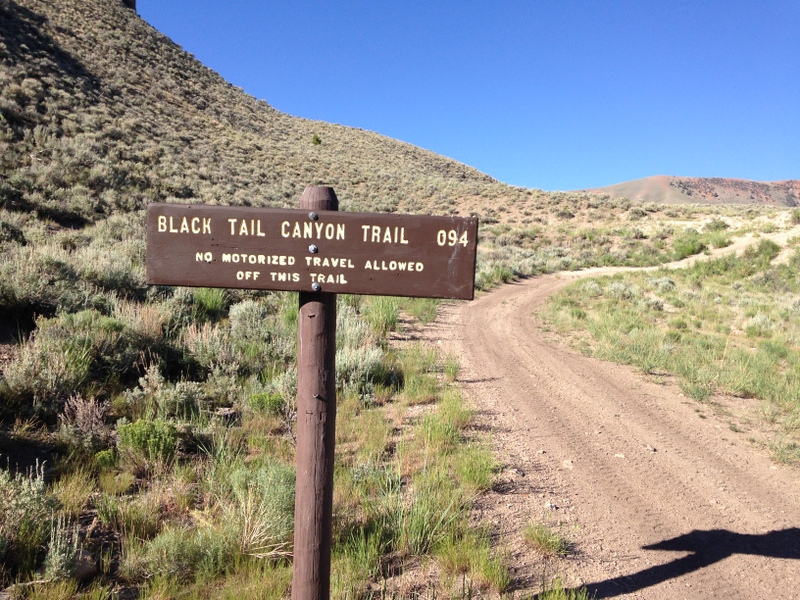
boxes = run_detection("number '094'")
[437,229,469,247]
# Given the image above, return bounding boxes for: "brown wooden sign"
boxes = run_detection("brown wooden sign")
[146,202,478,299]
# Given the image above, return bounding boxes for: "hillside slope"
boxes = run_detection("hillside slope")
[580,175,800,206]
[1,0,534,225]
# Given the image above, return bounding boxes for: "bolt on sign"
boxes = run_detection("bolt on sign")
[146,202,478,299]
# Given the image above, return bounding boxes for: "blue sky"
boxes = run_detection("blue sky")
[139,1,799,191]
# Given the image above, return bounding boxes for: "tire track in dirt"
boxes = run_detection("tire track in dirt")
[435,233,800,598]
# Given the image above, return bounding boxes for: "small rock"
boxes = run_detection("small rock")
[614,453,626,459]
[562,460,574,469]
[544,500,558,510]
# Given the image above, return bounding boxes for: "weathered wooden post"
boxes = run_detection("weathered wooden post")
[293,187,338,599]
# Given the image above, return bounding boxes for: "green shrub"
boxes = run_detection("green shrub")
[363,296,400,337]
[402,297,439,324]
[0,248,85,319]
[94,449,117,469]
[704,217,730,232]
[221,460,296,558]
[192,287,229,321]
[226,299,295,375]
[117,419,178,474]
[537,578,591,600]
[44,515,80,580]
[672,230,706,260]
[393,468,466,556]
[122,365,213,421]
[0,220,26,245]
[143,526,235,582]
[523,522,573,557]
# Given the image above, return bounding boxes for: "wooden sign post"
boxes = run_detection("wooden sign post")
[146,187,478,599]
[293,187,338,599]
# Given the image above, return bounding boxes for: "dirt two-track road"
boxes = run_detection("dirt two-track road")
[432,270,800,599]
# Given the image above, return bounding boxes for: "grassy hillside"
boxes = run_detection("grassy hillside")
[0,0,520,224]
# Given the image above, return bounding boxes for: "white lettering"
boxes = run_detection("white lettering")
[360,225,409,244]
[222,254,295,265]
[363,260,424,272]
[236,271,260,281]
[226,218,266,236]
[310,273,348,284]
[281,221,347,240]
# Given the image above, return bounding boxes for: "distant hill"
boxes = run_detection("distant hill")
[579,176,800,207]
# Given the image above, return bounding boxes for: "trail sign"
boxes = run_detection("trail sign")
[146,187,478,599]
[146,202,478,299]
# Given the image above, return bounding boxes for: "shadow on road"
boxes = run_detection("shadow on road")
[576,528,800,599]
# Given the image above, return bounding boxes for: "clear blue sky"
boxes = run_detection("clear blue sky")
[139,1,798,191]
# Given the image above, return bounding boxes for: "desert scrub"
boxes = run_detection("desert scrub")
[435,529,511,594]
[122,364,215,422]
[125,457,295,584]
[363,295,401,337]
[57,394,113,460]
[1,309,157,422]
[0,462,60,581]
[336,302,386,401]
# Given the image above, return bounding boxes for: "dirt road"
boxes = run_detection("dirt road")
[433,270,800,598]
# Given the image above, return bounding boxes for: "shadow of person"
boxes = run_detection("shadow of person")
[575,528,800,599]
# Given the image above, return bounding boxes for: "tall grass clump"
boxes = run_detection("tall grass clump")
[524,522,574,558]
[363,295,401,337]
[536,578,592,600]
